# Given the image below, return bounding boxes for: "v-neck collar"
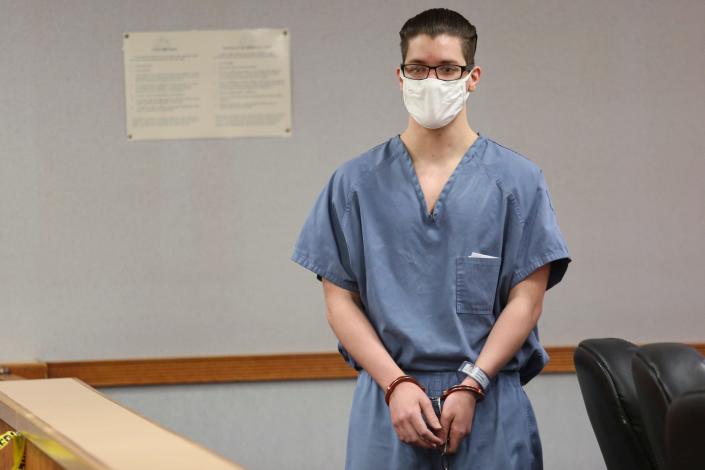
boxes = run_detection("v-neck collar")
[396,132,485,224]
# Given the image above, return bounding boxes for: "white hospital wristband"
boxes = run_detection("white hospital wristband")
[458,360,490,393]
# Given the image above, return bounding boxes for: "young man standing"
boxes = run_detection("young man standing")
[291,8,571,469]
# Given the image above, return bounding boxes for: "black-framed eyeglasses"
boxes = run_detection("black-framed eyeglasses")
[400,63,474,81]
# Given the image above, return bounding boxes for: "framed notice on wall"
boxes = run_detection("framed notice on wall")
[122,28,292,140]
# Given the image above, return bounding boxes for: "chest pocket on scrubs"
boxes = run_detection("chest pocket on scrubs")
[456,256,502,314]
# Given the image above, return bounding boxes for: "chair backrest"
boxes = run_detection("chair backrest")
[631,343,705,470]
[574,338,658,470]
[666,388,705,470]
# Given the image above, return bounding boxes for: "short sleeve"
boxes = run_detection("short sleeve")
[290,169,359,292]
[510,169,572,291]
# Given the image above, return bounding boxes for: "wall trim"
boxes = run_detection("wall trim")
[49,352,358,387]
[2,344,703,388]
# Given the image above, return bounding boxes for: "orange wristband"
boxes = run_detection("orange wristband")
[384,375,426,406]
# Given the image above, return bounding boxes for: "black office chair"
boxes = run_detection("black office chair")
[667,388,705,470]
[574,338,658,470]
[631,343,705,470]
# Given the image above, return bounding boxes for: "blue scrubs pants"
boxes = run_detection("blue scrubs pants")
[345,369,543,469]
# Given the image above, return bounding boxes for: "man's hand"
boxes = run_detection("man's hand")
[388,382,445,449]
[439,390,477,453]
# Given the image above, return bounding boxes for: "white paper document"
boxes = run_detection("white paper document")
[123,28,292,140]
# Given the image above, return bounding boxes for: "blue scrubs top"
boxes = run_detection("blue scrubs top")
[290,133,571,385]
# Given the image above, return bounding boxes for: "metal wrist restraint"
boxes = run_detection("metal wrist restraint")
[384,375,426,406]
[441,383,485,402]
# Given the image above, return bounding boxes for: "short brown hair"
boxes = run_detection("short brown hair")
[399,8,478,66]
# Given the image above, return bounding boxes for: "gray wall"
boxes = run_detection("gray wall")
[2,0,704,469]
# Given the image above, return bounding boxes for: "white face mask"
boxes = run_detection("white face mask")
[401,72,472,129]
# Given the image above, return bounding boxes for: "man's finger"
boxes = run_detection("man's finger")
[411,411,444,446]
[420,399,442,432]
[413,415,444,445]
[400,420,417,445]
[448,426,466,454]
[402,422,433,449]
[415,434,435,449]
[439,409,453,443]
[404,421,432,449]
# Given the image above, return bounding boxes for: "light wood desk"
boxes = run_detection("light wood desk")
[0,378,246,470]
